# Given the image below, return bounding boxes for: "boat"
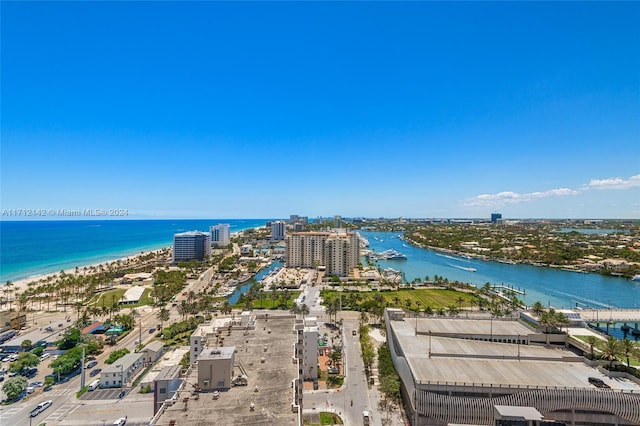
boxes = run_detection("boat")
[367,249,407,260]
[632,275,640,281]
[450,264,476,272]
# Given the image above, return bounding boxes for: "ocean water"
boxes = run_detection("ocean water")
[363,231,640,310]
[0,219,270,282]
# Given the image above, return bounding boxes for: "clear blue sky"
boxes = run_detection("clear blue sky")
[2,2,639,219]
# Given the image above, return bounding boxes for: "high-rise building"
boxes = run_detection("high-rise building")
[285,230,359,277]
[271,220,286,241]
[210,223,231,247]
[491,213,502,223]
[173,231,211,262]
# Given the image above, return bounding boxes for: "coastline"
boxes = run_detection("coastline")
[2,247,172,305]
[1,227,260,300]
[1,219,269,284]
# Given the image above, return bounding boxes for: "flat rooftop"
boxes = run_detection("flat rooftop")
[155,316,298,426]
[198,346,235,361]
[390,316,640,391]
[416,318,532,336]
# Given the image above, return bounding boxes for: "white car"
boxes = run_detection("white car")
[113,417,127,426]
[26,386,35,394]
[30,400,52,417]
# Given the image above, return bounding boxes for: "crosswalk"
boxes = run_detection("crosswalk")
[46,401,78,422]
[0,405,25,419]
[44,388,76,397]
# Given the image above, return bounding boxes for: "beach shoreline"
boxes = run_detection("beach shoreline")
[0,247,172,309]
[1,227,259,305]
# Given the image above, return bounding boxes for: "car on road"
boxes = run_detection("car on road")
[40,353,51,361]
[113,417,127,426]
[117,390,126,399]
[30,400,52,417]
[352,330,357,336]
[87,361,98,369]
[90,368,102,377]
[149,328,156,334]
[212,391,220,400]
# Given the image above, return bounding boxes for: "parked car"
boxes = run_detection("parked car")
[327,366,340,375]
[30,381,44,387]
[212,391,220,400]
[40,353,51,361]
[90,368,102,377]
[26,386,35,394]
[112,417,127,426]
[86,361,98,369]
[149,328,156,334]
[30,400,52,417]
[588,377,610,389]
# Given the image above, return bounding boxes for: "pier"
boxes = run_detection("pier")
[490,285,526,296]
[580,309,640,336]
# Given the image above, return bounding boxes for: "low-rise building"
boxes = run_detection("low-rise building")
[142,340,165,364]
[153,365,182,415]
[101,352,144,388]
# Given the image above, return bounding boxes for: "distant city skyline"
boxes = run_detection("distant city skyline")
[2,2,639,219]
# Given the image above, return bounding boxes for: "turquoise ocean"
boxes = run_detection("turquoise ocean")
[0,219,271,283]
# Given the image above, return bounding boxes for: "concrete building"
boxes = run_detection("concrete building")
[491,212,502,223]
[271,220,287,240]
[384,308,640,426]
[172,231,211,262]
[153,365,182,415]
[142,340,165,364]
[101,352,144,388]
[285,230,359,277]
[0,311,27,332]
[294,316,319,381]
[210,223,231,247]
[197,346,235,390]
[151,314,299,426]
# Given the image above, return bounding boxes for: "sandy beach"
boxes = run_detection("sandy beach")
[0,247,171,310]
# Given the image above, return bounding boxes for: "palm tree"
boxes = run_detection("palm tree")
[156,307,170,332]
[619,338,638,368]
[531,301,545,317]
[601,335,620,369]
[584,335,599,360]
[424,306,433,316]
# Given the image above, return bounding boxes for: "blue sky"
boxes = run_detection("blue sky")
[2,2,639,219]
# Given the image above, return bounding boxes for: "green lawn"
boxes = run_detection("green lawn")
[321,288,479,310]
[92,288,154,308]
[234,291,301,309]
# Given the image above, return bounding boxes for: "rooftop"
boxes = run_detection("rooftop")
[389,314,640,391]
[103,352,143,373]
[155,315,298,426]
[197,346,235,361]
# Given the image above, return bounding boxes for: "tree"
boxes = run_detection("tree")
[619,338,638,368]
[584,335,599,360]
[531,301,545,317]
[21,339,33,352]
[601,335,620,369]
[2,375,27,400]
[156,307,170,332]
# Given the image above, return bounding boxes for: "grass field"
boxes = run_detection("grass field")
[92,288,154,309]
[321,288,479,310]
[234,291,301,310]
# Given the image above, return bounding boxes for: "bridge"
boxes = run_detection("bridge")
[579,309,640,336]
